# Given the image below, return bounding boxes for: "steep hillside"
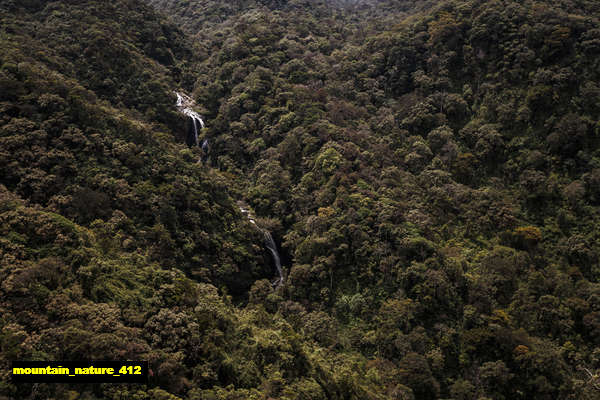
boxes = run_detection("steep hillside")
[1,0,600,399]
[148,0,600,398]
[0,1,325,399]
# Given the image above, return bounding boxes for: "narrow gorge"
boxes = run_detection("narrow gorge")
[175,93,285,287]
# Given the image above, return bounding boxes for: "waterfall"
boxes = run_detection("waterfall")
[192,117,199,145]
[174,92,283,285]
[174,92,283,284]
[240,206,284,287]
[185,113,204,146]
[264,231,283,285]
[199,139,209,164]
[174,91,205,148]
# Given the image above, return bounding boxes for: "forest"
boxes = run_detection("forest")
[1,0,600,399]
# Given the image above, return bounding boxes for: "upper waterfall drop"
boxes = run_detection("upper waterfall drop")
[174,91,207,157]
[175,92,204,126]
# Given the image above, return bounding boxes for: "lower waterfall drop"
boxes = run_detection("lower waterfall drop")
[239,205,284,287]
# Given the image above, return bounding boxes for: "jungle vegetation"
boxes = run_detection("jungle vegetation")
[1,0,600,399]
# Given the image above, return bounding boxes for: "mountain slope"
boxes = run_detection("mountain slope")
[1,0,600,399]
[146,0,600,398]
[0,0,270,286]
[2,2,414,400]
[0,2,328,399]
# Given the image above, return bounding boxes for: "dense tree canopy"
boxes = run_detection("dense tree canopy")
[1,0,600,399]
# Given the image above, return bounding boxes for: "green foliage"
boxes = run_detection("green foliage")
[2,0,600,399]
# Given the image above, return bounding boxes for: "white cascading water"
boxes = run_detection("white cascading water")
[264,231,284,286]
[175,92,205,146]
[239,206,284,287]
[199,139,209,163]
[173,94,282,285]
